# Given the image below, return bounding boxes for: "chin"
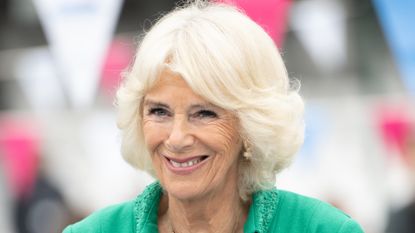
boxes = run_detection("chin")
[162,179,211,201]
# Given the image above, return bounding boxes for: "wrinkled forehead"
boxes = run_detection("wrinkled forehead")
[145,68,193,96]
[142,58,199,94]
[145,67,212,101]
[144,65,185,91]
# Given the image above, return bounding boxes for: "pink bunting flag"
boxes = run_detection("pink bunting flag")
[100,37,134,99]
[216,0,292,48]
[0,118,40,197]
[375,104,413,162]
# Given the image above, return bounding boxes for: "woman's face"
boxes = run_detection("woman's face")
[142,70,243,201]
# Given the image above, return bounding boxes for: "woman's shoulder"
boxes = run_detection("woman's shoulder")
[62,182,162,233]
[62,200,136,233]
[254,189,364,232]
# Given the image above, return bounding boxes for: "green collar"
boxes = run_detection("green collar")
[244,188,279,233]
[134,182,279,233]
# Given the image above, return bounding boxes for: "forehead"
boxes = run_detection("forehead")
[150,69,189,90]
[145,69,207,103]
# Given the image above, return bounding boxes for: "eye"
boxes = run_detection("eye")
[148,107,170,117]
[193,110,218,119]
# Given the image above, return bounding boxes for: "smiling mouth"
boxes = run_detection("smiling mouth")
[165,155,209,168]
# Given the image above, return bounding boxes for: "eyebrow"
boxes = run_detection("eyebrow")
[190,103,216,110]
[143,99,170,109]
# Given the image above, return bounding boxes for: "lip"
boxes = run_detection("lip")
[162,154,210,175]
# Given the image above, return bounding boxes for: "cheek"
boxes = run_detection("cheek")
[142,119,164,152]
[142,120,166,175]
[208,120,242,158]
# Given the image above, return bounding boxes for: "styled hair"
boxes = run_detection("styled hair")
[116,0,304,200]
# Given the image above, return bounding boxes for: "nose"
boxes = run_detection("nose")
[165,115,195,152]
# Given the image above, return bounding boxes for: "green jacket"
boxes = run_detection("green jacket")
[63,182,364,233]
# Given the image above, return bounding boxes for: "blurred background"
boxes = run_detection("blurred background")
[0,0,414,232]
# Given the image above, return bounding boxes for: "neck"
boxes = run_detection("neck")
[159,180,249,233]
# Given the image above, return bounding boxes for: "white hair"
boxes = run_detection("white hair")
[116,0,305,200]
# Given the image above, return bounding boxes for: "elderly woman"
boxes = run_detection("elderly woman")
[63,1,363,233]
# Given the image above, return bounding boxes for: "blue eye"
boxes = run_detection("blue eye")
[148,107,169,117]
[194,110,218,118]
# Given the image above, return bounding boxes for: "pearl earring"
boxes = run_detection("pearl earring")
[243,139,252,160]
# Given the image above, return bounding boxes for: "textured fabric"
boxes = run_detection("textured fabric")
[63,182,364,233]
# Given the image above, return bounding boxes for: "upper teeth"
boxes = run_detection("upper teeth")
[170,158,202,168]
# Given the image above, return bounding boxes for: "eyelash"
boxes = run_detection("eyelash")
[193,110,218,119]
[148,107,170,117]
[147,108,218,119]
